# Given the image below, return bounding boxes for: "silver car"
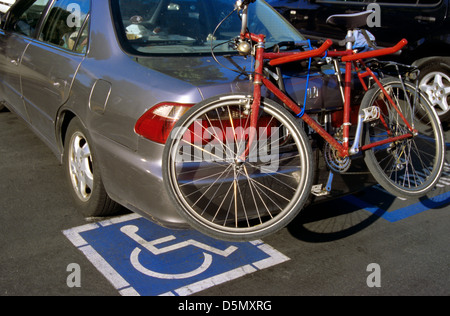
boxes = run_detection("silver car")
[0,0,357,232]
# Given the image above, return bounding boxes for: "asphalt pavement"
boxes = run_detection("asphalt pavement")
[1,108,449,297]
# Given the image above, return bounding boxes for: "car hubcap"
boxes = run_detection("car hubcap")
[419,71,450,116]
[68,132,94,202]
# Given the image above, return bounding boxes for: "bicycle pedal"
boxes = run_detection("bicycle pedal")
[311,184,330,196]
[362,106,380,122]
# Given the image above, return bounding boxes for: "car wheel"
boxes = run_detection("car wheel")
[63,117,120,217]
[418,62,450,121]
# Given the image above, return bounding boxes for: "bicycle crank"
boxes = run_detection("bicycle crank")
[323,128,351,173]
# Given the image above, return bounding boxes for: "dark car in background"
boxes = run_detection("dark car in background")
[268,0,450,121]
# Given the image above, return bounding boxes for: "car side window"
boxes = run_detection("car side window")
[39,0,90,51]
[7,0,51,37]
[73,16,89,53]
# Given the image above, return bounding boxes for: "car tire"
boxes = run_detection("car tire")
[418,62,450,122]
[63,117,121,217]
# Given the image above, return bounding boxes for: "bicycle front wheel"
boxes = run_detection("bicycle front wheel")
[162,93,314,241]
[361,77,445,198]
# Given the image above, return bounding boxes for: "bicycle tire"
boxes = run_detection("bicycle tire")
[162,93,314,241]
[361,77,445,198]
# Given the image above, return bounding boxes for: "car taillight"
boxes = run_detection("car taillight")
[135,102,193,144]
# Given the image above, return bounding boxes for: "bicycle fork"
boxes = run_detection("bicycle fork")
[239,33,265,162]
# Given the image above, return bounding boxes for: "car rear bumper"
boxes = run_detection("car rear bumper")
[91,131,190,229]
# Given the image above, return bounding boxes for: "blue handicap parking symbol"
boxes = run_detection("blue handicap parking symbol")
[63,214,289,296]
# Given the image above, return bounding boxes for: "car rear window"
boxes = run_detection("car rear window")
[111,0,305,55]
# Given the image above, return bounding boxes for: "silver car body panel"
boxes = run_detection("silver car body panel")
[0,0,346,228]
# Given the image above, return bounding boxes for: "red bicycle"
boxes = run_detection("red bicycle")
[162,0,445,241]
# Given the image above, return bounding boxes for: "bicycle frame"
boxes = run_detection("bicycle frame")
[238,3,415,159]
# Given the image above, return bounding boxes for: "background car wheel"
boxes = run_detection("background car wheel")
[64,117,121,217]
[418,62,450,122]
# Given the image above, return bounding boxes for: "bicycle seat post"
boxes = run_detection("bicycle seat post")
[345,29,355,51]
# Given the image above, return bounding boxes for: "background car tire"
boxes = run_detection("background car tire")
[63,117,121,217]
[418,62,450,122]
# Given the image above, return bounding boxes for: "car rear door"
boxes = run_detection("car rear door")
[19,0,90,146]
[0,0,52,122]
[369,0,447,48]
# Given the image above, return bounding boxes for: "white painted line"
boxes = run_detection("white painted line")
[63,223,99,247]
[173,264,257,296]
[63,214,290,296]
[78,244,131,290]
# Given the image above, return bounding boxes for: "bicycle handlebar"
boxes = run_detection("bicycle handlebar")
[267,38,407,67]
[269,39,334,66]
[341,39,408,62]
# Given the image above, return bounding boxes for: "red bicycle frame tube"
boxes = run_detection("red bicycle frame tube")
[268,39,333,66]
[242,33,266,159]
[240,29,411,159]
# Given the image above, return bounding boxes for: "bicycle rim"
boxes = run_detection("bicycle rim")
[163,94,313,241]
[362,78,445,198]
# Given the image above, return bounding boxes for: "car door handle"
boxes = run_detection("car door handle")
[414,16,436,23]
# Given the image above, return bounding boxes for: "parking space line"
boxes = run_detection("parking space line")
[78,244,133,292]
[169,264,257,296]
[343,190,450,222]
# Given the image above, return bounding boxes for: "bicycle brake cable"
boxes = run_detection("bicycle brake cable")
[297,39,313,118]
[210,7,252,78]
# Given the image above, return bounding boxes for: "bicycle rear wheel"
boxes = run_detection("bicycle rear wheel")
[361,77,445,198]
[162,93,314,241]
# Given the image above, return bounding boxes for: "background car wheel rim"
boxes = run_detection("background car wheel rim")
[419,71,450,116]
[68,131,94,202]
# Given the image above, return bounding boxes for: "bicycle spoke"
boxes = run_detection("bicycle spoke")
[363,78,444,197]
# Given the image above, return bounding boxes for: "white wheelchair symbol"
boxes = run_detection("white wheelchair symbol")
[120,225,238,280]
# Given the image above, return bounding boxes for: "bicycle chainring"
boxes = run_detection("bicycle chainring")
[323,129,351,173]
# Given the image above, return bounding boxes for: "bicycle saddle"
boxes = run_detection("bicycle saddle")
[326,11,373,29]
